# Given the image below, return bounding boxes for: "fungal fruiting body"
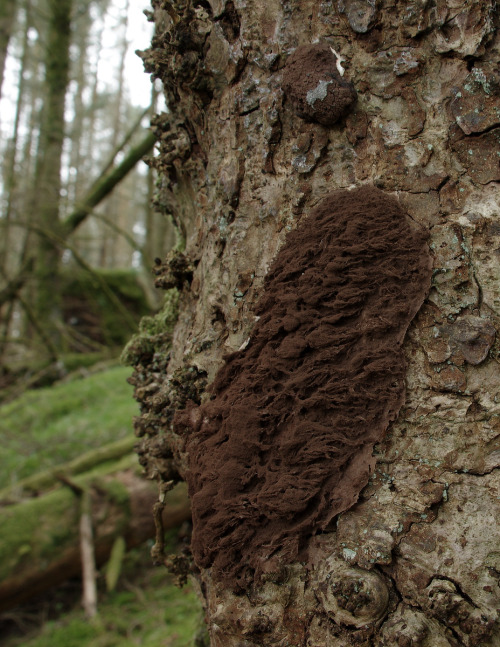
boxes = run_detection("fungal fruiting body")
[282,42,356,126]
[176,186,432,590]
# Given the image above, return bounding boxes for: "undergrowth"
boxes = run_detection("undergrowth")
[0,365,203,646]
[1,533,203,647]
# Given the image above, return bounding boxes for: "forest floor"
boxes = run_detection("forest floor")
[0,363,202,647]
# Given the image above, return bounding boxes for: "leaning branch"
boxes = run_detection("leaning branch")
[100,105,152,178]
[88,210,143,252]
[61,130,157,238]
[0,436,136,503]
[0,260,33,307]
[3,221,140,333]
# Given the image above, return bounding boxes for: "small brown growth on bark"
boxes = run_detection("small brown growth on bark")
[177,186,432,590]
[152,250,194,290]
[282,43,357,126]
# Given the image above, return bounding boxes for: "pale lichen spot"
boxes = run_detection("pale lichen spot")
[306,79,332,106]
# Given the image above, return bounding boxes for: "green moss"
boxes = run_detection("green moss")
[94,269,147,302]
[121,289,179,366]
[95,476,131,510]
[60,352,114,372]
[0,457,139,582]
[6,584,201,647]
[0,488,80,580]
[60,268,153,349]
[0,366,138,489]
[141,288,179,336]
[16,619,97,647]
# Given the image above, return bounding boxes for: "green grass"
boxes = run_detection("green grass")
[7,579,202,647]
[0,366,138,489]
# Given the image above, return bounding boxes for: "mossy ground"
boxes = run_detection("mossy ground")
[0,365,138,489]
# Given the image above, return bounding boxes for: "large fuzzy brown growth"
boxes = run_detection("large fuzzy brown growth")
[178,186,432,590]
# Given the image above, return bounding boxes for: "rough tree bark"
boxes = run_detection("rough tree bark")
[131,1,500,645]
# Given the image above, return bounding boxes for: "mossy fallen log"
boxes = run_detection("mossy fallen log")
[0,461,190,611]
[0,436,137,504]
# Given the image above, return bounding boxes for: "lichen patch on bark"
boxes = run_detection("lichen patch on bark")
[176,186,432,590]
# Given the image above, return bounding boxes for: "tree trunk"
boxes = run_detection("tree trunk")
[0,0,16,102]
[0,0,34,354]
[0,0,31,274]
[96,0,130,270]
[132,2,500,645]
[65,1,93,212]
[31,0,73,354]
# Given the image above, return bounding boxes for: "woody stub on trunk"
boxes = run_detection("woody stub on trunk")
[128,1,500,645]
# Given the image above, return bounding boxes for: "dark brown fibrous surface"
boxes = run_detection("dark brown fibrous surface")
[282,43,357,126]
[177,186,432,590]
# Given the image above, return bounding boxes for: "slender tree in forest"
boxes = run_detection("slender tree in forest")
[129,1,500,645]
[0,0,16,102]
[0,0,31,274]
[0,0,42,360]
[97,0,131,268]
[65,1,94,212]
[31,0,73,353]
[75,6,105,192]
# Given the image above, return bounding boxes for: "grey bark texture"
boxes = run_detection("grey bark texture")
[134,1,500,645]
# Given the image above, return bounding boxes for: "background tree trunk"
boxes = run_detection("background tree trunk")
[65,1,93,213]
[31,0,73,354]
[131,1,500,645]
[0,0,16,102]
[0,0,32,274]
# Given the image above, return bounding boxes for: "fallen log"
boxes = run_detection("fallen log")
[0,460,190,611]
[0,436,137,504]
